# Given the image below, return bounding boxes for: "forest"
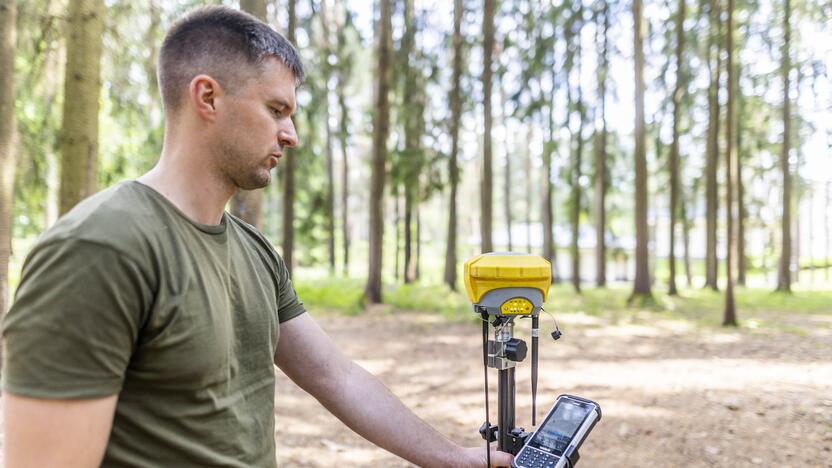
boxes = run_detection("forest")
[0,0,830,466]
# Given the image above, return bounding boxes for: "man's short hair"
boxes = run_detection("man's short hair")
[158,6,305,114]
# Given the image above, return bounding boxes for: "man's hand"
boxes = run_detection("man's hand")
[458,445,514,467]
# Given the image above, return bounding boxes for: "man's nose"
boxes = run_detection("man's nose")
[278,119,299,148]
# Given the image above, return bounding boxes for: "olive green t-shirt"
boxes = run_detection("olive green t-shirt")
[2,181,306,467]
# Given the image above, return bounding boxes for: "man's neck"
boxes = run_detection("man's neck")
[138,147,235,226]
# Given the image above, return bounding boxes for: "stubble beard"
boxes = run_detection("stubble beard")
[218,140,272,191]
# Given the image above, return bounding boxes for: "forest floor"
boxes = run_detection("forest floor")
[275,302,832,468]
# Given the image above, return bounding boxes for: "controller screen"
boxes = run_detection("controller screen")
[530,399,591,455]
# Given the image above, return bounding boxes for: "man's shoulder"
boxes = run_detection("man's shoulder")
[226,213,287,273]
[38,181,161,259]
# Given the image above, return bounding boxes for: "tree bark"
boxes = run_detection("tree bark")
[548,42,559,284]
[443,0,463,290]
[630,0,652,301]
[0,0,16,315]
[668,0,685,296]
[320,0,336,272]
[480,0,495,253]
[415,200,421,280]
[570,6,584,293]
[232,0,267,229]
[402,0,421,283]
[737,77,747,286]
[338,82,350,274]
[394,187,400,282]
[681,196,693,287]
[282,0,297,276]
[594,1,609,287]
[542,68,556,283]
[60,0,104,215]
[365,0,392,303]
[776,0,792,292]
[336,1,351,275]
[498,71,512,252]
[704,0,721,290]
[723,0,737,326]
[404,188,414,282]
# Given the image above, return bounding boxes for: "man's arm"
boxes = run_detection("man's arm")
[274,313,513,468]
[3,393,117,468]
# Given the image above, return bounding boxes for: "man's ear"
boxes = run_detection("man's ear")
[188,74,222,122]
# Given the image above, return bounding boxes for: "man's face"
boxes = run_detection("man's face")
[215,58,299,191]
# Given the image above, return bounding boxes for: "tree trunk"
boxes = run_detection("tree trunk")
[668,0,685,296]
[402,0,421,283]
[404,188,414,283]
[776,0,792,292]
[630,0,652,302]
[737,81,747,286]
[542,70,556,283]
[793,196,800,283]
[321,0,336,272]
[681,196,693,287]
[571,9,584,293]
[232,0,267,229]
[394,187,400,282]
[808,187,814,284]
[723,0,737,326]
[365,0,392,303]
[336,0,352,276]
[542,141,554,276]
[282,0,297,276]
[704,0,721,290]
[548,51,560,284]
[499,71,512,252]
[338,81,350,275]
[480,0,495,253]
[60,0,104,215]
[443,0,463,290]
[0,0,16,315]
[415,201,421,280]
[594,1,609,287]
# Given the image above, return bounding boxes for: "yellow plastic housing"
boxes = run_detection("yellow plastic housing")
[463,253,551,304]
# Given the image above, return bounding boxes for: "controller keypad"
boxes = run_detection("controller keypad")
[514,447,559,468]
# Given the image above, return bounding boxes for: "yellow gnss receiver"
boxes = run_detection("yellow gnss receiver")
[464,252,558,463]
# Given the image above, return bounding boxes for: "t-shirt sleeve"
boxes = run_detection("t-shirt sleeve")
[2,238,152,399]
[274,254,306,323]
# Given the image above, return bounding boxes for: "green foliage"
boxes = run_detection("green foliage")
[294,277,365,315]
[542,283,832,333]
[295,278,831,337]
[384,283,470,320]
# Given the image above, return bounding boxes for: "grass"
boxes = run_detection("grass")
[293,275,832,335]
[294,277,366,316]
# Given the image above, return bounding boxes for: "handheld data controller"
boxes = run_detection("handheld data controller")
[512,395,601,468]
[464,253,602,467]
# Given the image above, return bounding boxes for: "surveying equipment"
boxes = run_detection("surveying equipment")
[512,395,601,468]
[464,252,600,467]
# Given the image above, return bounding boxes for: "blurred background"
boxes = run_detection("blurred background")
[0,0,830,466]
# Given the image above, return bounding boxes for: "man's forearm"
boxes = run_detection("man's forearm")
[314,361,463,467]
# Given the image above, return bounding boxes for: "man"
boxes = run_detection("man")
[2,6,512,468]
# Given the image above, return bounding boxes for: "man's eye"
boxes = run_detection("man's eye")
[271,107,284,118]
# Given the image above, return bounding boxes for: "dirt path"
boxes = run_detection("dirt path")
[275,310,832,467]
